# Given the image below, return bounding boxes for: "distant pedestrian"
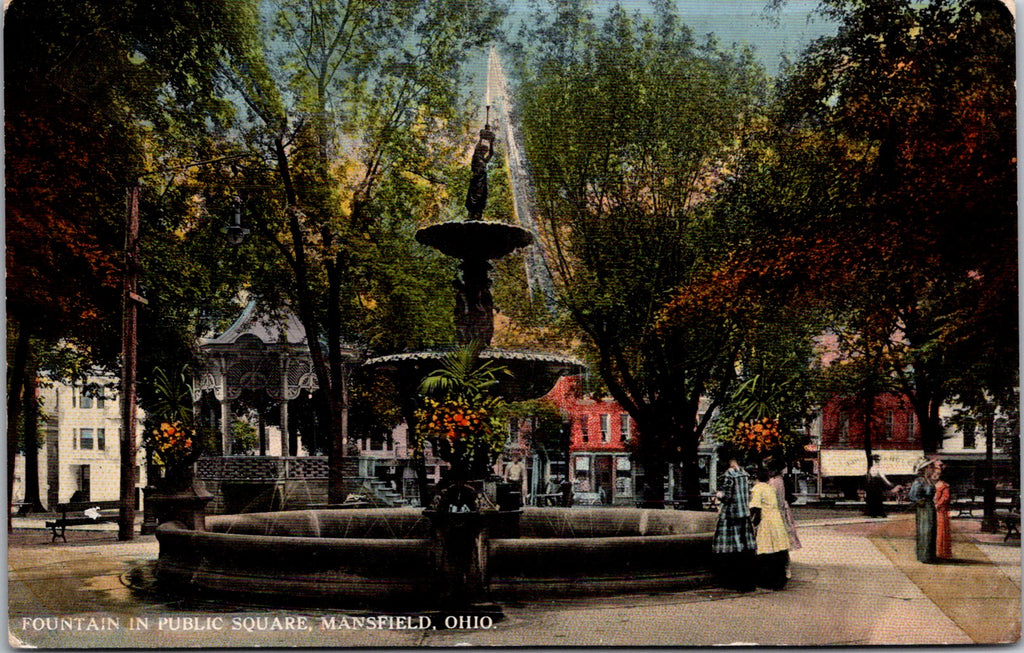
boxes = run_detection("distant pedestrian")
[750,467,791,590]
[908,458,937,563]
[504,455,527,505]
[933,460,952,560]
[712,458,756,591]
[864,454,893,518]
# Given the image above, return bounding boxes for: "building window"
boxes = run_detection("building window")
[620,413,631,441]
[839,411,850,443]
[883,409,895,440]
[80,428,94,450]
[600,414,610,443]
[80,391,93,409]
[97,428,105,451]
[95,392,106,410]
[907,412,917,440]
[962,418,976,449]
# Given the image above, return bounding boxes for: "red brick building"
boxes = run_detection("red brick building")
[817,391,924,496]
[542,376,637,504]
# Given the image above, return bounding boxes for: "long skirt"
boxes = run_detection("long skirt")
[915,502,937,563]
[757,551,789,590]
[713,550,756,592]
[865,482,887,518]
[935,507,952,559]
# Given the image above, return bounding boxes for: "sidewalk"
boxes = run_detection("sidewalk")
[7,514,1020,647]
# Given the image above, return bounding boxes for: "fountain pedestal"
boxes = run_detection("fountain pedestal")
[426,510,489,609]
[424,506,522,612]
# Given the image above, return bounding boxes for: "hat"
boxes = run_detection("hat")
[914,457,935,473]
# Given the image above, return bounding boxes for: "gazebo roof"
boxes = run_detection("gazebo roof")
[200,301,308,347]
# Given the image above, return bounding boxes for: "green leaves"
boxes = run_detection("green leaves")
[418,342,511,401]
[516,2,767,463]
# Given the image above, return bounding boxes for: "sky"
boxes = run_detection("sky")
[502,0,839,78]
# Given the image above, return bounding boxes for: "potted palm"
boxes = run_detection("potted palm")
[414,343,510,508]
[142,367,212,531]
[413,343,511,611]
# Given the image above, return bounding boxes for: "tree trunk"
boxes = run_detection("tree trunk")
[326,252,352,504]
[638,455,667,508]
[398,388,432,508]
[862,394,874,468]
[7,320,32,530]
[21,360,45,513]
[678,439,703,510]
[981,406,999,532]
[273,136,351,505]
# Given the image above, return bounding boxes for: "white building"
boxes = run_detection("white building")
[13,375,147,508]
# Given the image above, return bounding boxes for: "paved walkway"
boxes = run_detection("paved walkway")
[7,514,1020,647]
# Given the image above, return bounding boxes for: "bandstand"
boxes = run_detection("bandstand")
[192,301,361,457]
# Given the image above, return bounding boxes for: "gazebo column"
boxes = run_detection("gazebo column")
[220,376,232,455]
[280,361,290,457]
[220,399,233,455]
[280,401,290,457]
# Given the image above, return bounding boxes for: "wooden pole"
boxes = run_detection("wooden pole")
[119,186,140,540]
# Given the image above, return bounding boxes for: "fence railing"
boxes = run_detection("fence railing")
[196,456,329,481]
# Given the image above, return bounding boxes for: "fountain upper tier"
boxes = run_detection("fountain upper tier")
[415,220,533,261]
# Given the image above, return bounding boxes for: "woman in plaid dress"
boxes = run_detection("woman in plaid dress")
[712,458,757,590]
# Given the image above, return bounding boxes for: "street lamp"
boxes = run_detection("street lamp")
[223,196,250,245]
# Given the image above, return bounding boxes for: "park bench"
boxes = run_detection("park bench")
[45,500,121,542]
[952,491,982,518]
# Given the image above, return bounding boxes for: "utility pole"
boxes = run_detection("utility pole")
[119,185,143,540]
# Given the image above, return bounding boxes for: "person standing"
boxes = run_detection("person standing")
[864,454,894,518]
[908,458,937,563]
[769,465,801,579]
[712,458,757,591]
[750,467,791,590]
[504,455,527,506]
[933,460,953,560]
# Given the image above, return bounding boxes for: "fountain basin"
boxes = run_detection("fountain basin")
[154,507,718,606]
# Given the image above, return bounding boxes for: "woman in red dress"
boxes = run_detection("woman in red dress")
[933,460,952,560]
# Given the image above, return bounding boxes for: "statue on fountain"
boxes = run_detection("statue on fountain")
[465,116,495,221]
[453,260,494,346]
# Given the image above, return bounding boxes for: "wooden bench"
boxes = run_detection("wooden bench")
[45,501,121,542]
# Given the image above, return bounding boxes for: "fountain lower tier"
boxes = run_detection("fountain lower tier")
[155,507,718,607]
[362,349,583,401]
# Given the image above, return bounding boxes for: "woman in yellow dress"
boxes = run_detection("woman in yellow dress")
[749,467,791,590]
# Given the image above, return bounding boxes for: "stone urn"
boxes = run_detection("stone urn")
[144,466,214,532]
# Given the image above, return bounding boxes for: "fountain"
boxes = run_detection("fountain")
[154,90,718,610]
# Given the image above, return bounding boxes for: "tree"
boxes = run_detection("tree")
[515,2,768,508]
[508,399,571,483]
[5,0,260,521]
[220,0,507,501]
[761,0,1018,453]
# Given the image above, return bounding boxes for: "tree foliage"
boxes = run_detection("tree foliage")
[665,0,1016,456]
[515,1,768,506]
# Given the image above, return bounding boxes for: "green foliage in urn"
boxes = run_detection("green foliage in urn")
[414,344,511,481]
